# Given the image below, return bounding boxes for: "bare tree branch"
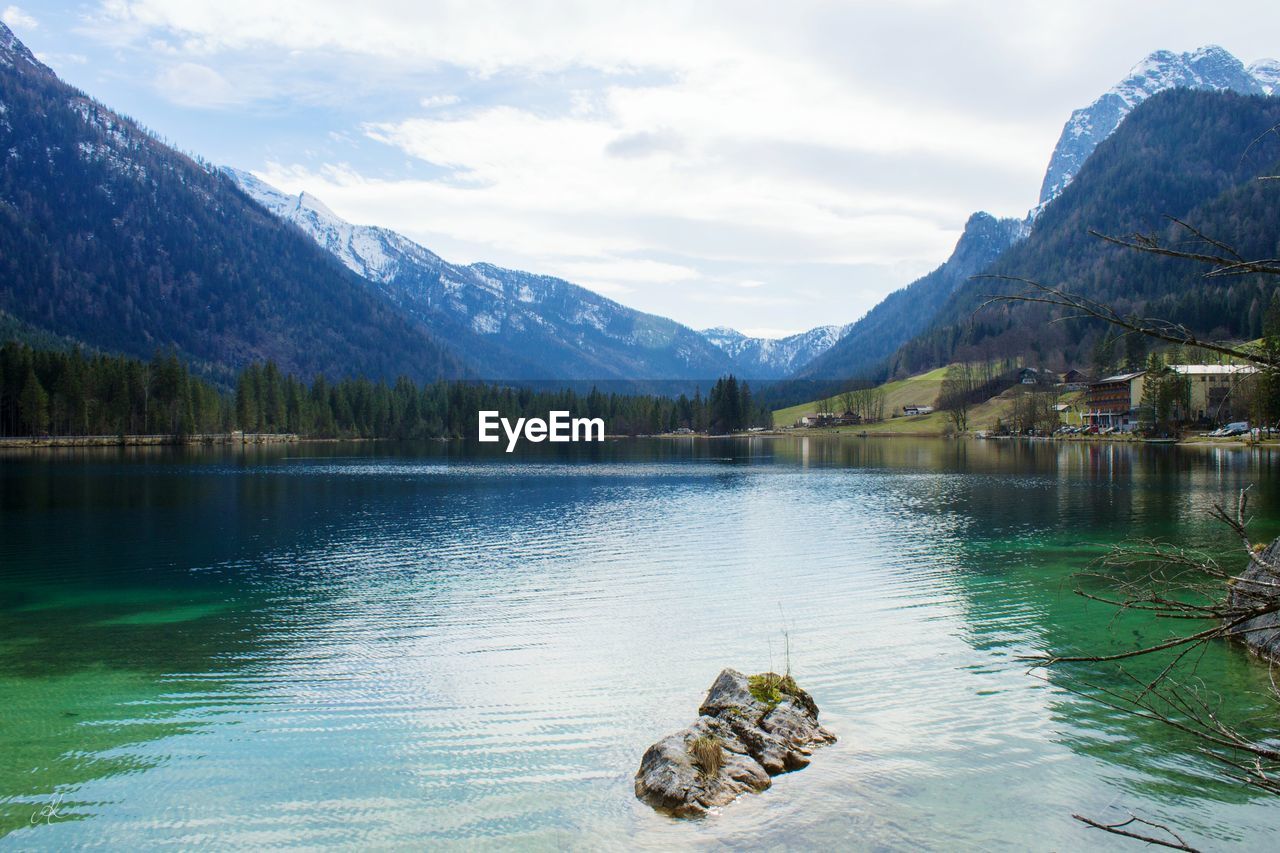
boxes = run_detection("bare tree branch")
[977,275,1279,367]
[1089,222,1280,277]
[1072,814,1202,852]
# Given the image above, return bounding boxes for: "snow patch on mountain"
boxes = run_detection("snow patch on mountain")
[471,313,500,334]
[1034,45,1277,215]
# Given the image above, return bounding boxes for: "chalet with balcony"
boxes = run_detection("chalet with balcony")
[1085,371,1144,431]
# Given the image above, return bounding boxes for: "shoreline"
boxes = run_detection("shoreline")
[4,431,1276,451]
[654,429,1280,449]
[0,432,303,448]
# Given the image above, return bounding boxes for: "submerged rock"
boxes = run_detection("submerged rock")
[1228,538,1280,662]
[634,669,835,818]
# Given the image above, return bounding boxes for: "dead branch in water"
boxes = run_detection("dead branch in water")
[1072,813,1201,852]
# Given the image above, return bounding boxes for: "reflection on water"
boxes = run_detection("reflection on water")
[2,437,1278,849]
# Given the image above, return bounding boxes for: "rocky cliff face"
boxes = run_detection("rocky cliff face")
[1036,45,1276,212]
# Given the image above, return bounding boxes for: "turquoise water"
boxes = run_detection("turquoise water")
[2,437,1278,850]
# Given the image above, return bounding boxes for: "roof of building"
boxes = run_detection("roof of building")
[1169,364,1258,375]
[1095,371,1145,383]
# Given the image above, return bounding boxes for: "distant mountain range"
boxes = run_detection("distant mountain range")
[248,44,1278,385]
[0,20,837,383]
[1,19,1277,391]
[698,324,850,375]
[230,169,831,380]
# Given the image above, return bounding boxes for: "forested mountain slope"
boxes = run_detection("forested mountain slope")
[0,22,462,383]
[889,89,1280,377]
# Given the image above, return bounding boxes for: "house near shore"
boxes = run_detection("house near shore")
[1085,371,1146,431]
[901,405,934,416]
[1017,367,1055,385]
[797,412,835,427]
[1060,369,1090,390]
[1170,364,1258,422]
[797,411,862,427]
[1084,364,1258,430]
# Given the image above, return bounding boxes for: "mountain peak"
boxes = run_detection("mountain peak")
[960,211,1031,248]
[0,43,466,382]
[225,168,342,222]
[297,191,339,219]
[1249,59,1280,95]
[963,210,1012,232]
[698,323,850,375]
[0,20,45,75]
[699,326,746,341]
[1035,44,1272,210]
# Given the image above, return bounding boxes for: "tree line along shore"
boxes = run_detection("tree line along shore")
[0,342,772,441]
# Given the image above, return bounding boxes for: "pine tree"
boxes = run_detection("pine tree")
[18,366,48,435]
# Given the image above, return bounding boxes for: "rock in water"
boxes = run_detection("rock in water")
[634,669,836,817]
[1228,538,1280,662]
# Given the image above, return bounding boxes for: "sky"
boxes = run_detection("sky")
[7,2,1280,338]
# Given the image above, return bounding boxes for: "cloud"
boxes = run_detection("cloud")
[554,258,698,287]
[737,327,802,339]
[35,52,89,67]
[154,61,243,108]
[79,0,1280,333]
[419,94,460,109]
[356,100,969,264]
[2,5,37,30]
[605,129,684,159]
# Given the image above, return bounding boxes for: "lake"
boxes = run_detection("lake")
[2,437,1278,850]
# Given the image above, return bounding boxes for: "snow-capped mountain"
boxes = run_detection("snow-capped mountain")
[1250,59,1280,96]
[230,171,453,289]
[230,169,809,380]
[1035,45,1277,212]
[699,325,850,376]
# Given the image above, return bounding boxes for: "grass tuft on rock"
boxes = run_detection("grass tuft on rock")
[748,672,801,709]
[689,734,724,778]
